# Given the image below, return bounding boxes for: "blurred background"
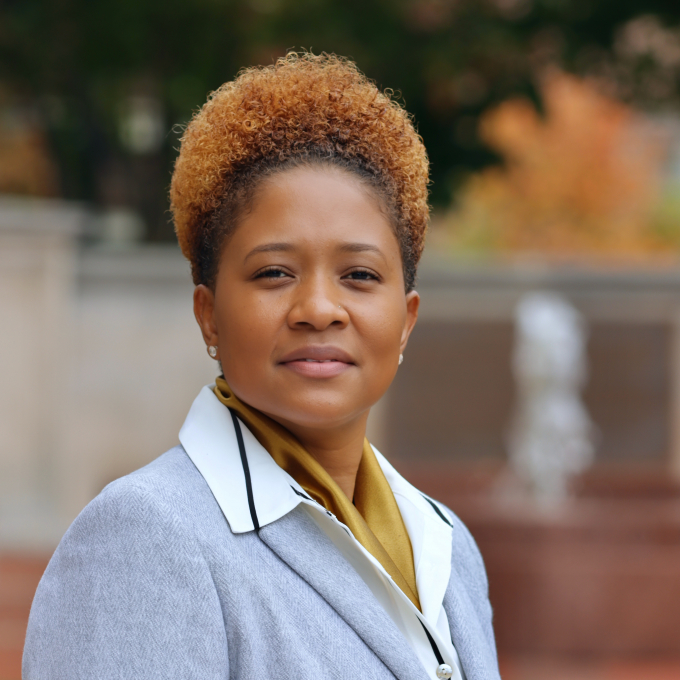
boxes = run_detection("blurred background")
[2,1,680,678]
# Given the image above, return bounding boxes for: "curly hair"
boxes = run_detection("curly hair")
[170,52,430,291]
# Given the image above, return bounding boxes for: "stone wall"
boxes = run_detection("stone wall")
[0,198,216,550]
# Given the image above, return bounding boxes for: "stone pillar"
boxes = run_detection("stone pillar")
[0,197,84,550]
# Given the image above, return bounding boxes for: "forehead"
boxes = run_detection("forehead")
[229,165,400,254]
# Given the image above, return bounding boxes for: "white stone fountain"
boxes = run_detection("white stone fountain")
[507,292,596,507]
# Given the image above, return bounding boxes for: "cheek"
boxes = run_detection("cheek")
[356,298,406,362]
[217,293,282,363]
[352,303,405,407]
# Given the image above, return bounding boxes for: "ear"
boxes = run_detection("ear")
[193,285,219,355]
[399,290,420,354]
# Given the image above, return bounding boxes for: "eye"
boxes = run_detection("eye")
[254,266,289,279]
[345,268,380,282]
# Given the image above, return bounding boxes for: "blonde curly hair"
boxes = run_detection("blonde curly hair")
[170,52,430,290]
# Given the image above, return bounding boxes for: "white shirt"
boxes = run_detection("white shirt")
[179,386,465,680]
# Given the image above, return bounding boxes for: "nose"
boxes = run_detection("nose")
[286,276,348,331]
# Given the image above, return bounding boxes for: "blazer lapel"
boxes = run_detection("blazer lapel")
[258,506,428,680]
[442,567,501,680]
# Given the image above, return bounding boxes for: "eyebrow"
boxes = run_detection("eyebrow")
[244,241,386,263]
[244,242,295,262]
[338,242,388,264]
[338,242,383,255]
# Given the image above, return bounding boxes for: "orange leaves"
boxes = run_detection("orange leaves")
[441,71,671,258]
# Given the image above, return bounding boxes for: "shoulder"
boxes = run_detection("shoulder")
[55,445,227,572]
[107,444,209,509]
[24,446,230,677]
[84,446,218,529]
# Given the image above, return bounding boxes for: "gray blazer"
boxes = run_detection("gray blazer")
[23,446,500,680]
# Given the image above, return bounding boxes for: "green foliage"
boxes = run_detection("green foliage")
[1,0,680,239]
[651,183,680,245]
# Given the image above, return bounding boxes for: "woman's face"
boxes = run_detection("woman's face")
[194,165,419,433]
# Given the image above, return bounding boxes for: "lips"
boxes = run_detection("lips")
[279,346,355,378]
[279,346,354,363]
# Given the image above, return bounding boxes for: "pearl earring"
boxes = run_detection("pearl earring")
[398,353,404,365]
[208,345,218,358]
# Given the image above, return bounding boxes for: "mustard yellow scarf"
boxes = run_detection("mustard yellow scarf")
[214,377,420,610]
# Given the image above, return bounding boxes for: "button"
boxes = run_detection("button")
[436,664,453,679]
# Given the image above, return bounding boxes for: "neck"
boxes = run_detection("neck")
[266,412,369,500]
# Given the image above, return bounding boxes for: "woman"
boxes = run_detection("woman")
[24,53,499,680]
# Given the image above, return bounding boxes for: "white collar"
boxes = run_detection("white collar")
[180,385,457,675]
[179,385,303,532]
[179,385,453,554]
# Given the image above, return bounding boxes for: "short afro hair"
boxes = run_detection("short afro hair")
[170,52,430,291]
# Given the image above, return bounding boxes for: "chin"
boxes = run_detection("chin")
[265,395,368,431]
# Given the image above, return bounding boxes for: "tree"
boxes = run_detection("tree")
[1,0,679,239]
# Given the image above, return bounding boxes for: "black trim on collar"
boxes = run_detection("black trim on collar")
[290,486,314,502]
[228,409,260,532]
[420,494,453,528]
